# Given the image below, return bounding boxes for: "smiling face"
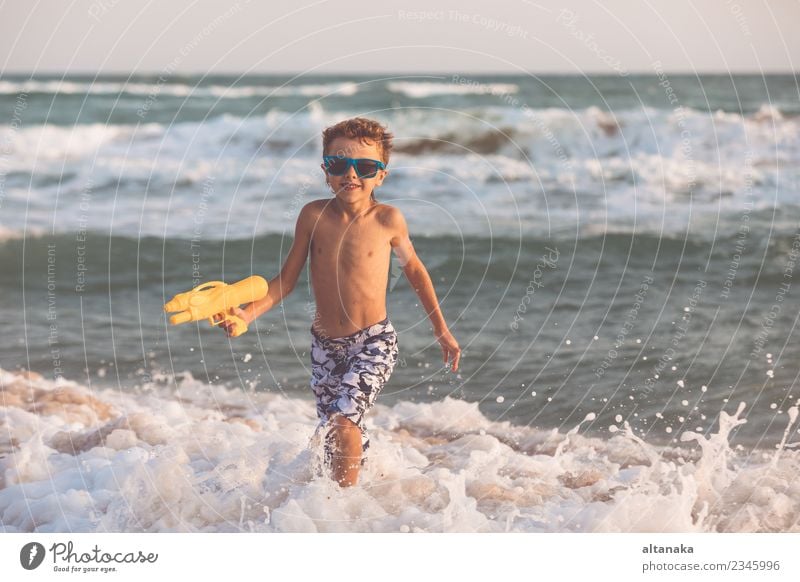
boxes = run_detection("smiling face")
[321,136,388,203]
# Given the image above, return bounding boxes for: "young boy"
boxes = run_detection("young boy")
[222,117,460,487]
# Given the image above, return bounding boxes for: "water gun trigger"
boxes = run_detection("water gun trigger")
[210,311,248,337]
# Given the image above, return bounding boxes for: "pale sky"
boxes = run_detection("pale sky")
[1,0,797,75]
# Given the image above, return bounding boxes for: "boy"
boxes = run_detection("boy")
[222,117,460,487]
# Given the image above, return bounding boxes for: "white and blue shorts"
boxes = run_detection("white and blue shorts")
[309,316,399,466]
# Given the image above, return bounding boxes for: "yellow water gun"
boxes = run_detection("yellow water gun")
[164,275,268,337]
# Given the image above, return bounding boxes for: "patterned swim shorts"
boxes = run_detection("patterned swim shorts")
[309,316,399,466]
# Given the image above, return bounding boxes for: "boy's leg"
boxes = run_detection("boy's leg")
[328,321,398,485]
[312,319,399,487]
[325,413,363,487]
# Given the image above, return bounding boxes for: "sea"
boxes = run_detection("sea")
[0,73,798,532]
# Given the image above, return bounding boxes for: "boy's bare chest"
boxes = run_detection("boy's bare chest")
[310,218,390,266]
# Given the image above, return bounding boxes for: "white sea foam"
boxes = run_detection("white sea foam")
[1,104,796,241]
[1,368,797,532]
[0,80,359,98]
[386,81,519,98]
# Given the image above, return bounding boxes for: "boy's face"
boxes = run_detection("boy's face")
[321,136,388,203]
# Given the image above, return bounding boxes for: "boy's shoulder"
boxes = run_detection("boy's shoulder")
[374,202,405,228]
[295,199,328,224]
[302,199,329,214]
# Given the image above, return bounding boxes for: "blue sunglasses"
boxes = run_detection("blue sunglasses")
[323,155,386,178]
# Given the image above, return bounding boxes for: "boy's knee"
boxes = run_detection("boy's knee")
[326,414,361,447]
[331,413,357,431]
[321,413,364,487]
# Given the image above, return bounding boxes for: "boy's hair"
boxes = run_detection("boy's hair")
[322,117,393,201]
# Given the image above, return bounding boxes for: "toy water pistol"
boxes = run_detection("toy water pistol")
[163,275,268,337]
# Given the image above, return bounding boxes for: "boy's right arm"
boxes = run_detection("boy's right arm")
[223,203,315,333]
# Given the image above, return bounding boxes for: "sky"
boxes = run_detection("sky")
[0,0,797,75]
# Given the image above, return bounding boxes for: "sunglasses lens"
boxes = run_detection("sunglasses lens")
[325,159,348,175]
[355,160,380,177]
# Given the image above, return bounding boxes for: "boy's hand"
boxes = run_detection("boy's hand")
[436,329,461,372]
[218,307,250,337]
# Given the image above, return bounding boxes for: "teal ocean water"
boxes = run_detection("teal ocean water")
[0,74,799,532]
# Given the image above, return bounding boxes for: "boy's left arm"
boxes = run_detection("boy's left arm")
[388,208,461,372]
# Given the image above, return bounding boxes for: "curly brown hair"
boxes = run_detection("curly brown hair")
[322,117,394,165]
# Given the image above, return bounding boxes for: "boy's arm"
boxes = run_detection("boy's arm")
[233,202,315,328]
[389,208,461,371]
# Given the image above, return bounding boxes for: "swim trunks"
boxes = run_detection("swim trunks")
[309,316,399,467]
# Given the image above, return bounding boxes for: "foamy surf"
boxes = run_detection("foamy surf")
[0,367,798,533]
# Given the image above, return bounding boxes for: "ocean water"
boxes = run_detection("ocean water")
[1,73,799,532]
